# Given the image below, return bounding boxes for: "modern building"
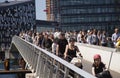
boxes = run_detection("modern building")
[46,0,51,21]
[46,0,120,34]
[36,20,58,32]
[46,0,60,22]
[0,0,35,50]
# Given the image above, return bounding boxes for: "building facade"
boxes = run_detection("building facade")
[36,20,58,32]
[46,0,60,21]
[46,0,120,34]
[0,0,35,50]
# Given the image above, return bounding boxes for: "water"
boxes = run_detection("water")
[0,60,19,78]
[0,74,18,78]
[0,61,4,70]
[0,59,19,70]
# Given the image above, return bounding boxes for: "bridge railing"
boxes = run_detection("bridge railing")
[12,36,39,72]
[11,36,96,78]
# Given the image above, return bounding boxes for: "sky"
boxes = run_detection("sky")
[35,0,46,20]
[0,0,47,20]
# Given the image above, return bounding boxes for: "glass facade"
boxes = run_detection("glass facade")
[36,20,58,32]
[50,0,120,34]
[0,1,35,50]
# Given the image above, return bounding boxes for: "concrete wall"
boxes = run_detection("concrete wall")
[76,43,120,73]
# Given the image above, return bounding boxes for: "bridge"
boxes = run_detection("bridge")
[10,36,120,78]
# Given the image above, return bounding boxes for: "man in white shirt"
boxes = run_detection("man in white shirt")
[111,28,120,46]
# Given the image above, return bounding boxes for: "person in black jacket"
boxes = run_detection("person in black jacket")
[56,32,68,58]
[92,54,106,77]
[42,33,52,51]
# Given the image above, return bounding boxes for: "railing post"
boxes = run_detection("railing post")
[64,67,69,78]
[48,63,54,78]
[43,56,49,78]
[35,51,41,77]
[54,62,60,78]
[39,54,45,78]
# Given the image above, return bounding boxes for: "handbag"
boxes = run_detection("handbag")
[70,57,83,69]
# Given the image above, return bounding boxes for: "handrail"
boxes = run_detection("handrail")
[11,36,96,78]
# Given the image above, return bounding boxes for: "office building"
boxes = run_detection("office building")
[46,0,120,34]
[0,0,35,50]
[36,20,58,32]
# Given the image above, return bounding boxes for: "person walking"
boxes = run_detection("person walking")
[64,38,82,62]
[56,32,68,58]
[111,28,120,47]
[92,54,106,77]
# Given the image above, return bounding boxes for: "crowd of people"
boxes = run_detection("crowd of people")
[19,28,120,77]
[19,28,120,48]
[19,28,120,61]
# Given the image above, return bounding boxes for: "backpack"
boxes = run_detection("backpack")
[96,70,112,78]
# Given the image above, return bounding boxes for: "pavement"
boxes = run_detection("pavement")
[82,60,120,78]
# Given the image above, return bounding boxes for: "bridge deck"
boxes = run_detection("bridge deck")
[0,69,31,74]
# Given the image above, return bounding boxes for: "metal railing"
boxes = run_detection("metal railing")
[11,36,96,78]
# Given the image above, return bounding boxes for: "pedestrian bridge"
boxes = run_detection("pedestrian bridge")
[10,36,96,78]
[10,36,120,78]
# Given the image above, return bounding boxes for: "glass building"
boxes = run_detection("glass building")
[36,20,58,32]
[47,0,120,34]
[0,0,35,50]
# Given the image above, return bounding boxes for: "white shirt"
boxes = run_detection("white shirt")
[52,43,57,54]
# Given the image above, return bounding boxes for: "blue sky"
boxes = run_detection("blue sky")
[0,0,47,20]
[35,0,46,20]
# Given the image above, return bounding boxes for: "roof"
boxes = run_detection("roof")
[0,0,32,7]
